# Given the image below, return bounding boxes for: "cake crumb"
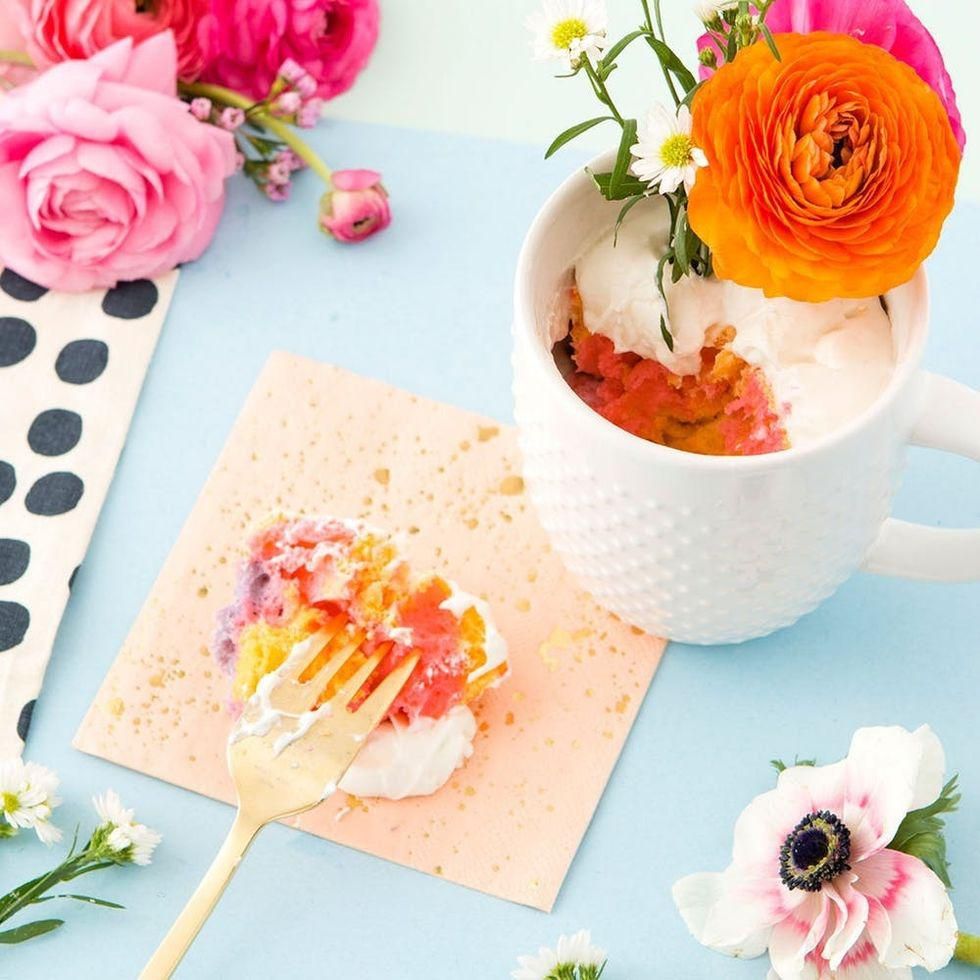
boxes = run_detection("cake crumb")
[373,467,390,486]
[106,697,125,718]
[477,425,499,442]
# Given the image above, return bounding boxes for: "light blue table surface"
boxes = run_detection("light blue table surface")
[4,121,979,979]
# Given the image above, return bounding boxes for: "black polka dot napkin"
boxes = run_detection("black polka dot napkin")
[0,267,177,758]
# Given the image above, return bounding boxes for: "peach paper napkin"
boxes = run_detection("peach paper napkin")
[75,352,665,910]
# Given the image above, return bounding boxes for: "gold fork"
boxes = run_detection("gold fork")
[140,621,419,979]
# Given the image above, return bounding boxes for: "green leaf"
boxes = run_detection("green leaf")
[680,80,705,111]
[35,894,124,910]
[771,757,817,774]
[599,28,649,75]
[613,195,646,245]
[607,119,638,199]
[660,315,675,352]
[889,775,959,888]
[0,919,64,944]
[673,206,691,275]
[760,24,782,61]
[590,170,649,201]
[545,116,615,159]
[644,36,697,93]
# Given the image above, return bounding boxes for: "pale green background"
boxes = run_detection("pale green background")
[332,0,978,201]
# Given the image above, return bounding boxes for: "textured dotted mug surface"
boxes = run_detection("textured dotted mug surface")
[0,266,177,756]
[511,152,934,645]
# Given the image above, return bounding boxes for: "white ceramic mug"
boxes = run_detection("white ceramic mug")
[512,152,980,645]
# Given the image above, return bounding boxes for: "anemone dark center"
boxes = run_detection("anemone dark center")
[779,810,851,892]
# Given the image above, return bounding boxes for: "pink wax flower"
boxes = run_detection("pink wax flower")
[189,96,213,120]
[217,106,245,130]
[674,725,958,979]
[319,168,390,243]
[697,0,965,151]
[0,33,236,292]
[11,0,213,81]
[200,0,379,101]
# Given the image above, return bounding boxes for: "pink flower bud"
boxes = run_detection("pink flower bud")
[278,58,305,85]
[296,74,317,99]
[189,97,212,121]
[267,159,291,184]
[274,90,302,116]
[264,180,290,202]
[276,149,304,172]
[218,106,245,130]
[319,169,390,244]
[296,99,323,129]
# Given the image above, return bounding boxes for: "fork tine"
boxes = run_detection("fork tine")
[348,652,420,729]
[279,614,348,684]
[331,645,390,707]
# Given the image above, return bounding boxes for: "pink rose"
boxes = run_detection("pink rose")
[319,168,389,243]
[0,4,35,86]
[0,33,236,292]
[698,0,965,151]
[201,0,379,101]
[13,0,213,80]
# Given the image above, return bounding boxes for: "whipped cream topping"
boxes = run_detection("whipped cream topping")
[339,705,478,800]
[572,200,896,447]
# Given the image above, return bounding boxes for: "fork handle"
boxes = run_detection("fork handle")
[140,810,263,979]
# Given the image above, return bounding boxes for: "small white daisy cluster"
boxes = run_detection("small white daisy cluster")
[92,789,162,866]
[693,0,738,27]
[513,929,607,980]
[527,0,608,71]
[0,758,62,844]
[631,103,708,195]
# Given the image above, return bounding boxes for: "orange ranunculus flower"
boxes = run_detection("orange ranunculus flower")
[688,32,961,303]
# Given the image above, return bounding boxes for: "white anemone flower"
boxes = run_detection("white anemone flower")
[527,0,608,71]
[513,929,606,979]
[93,789,161,866]
[673,726,959,980]
[0,759,62,844]
[631,102,708,194]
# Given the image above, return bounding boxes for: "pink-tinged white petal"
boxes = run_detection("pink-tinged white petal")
[767,891,829,980]
[855,849,957,971]
[843,726,945,860]
[732,781,813,871]
[821,875,869,970]
[672,871,771,958]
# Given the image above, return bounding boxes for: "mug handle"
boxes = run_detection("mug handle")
[863,372,980,581]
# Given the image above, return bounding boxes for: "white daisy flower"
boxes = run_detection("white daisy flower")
[512,930,606,979]
[93,789,161,866]
[0,759,62,844]
[693,0,738,25]
[631,103,708,195]
[527,0,608,71]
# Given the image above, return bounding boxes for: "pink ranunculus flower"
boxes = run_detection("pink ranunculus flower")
[697,0,965,151]
[0,33,236,292]
[673,726,958,979]
[319,168,389,243]
[12,0,213,81]
[200,0,379,101]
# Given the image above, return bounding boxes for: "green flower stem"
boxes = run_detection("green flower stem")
[581,60,623,126]
[956,933,980,966]
[0,49,33,67]
[181,81,333,186]
[649,0,681,106]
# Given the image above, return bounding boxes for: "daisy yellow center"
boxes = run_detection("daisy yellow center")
[1,791,19,813]
[551,17,588,51]
[659,133,695,169]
